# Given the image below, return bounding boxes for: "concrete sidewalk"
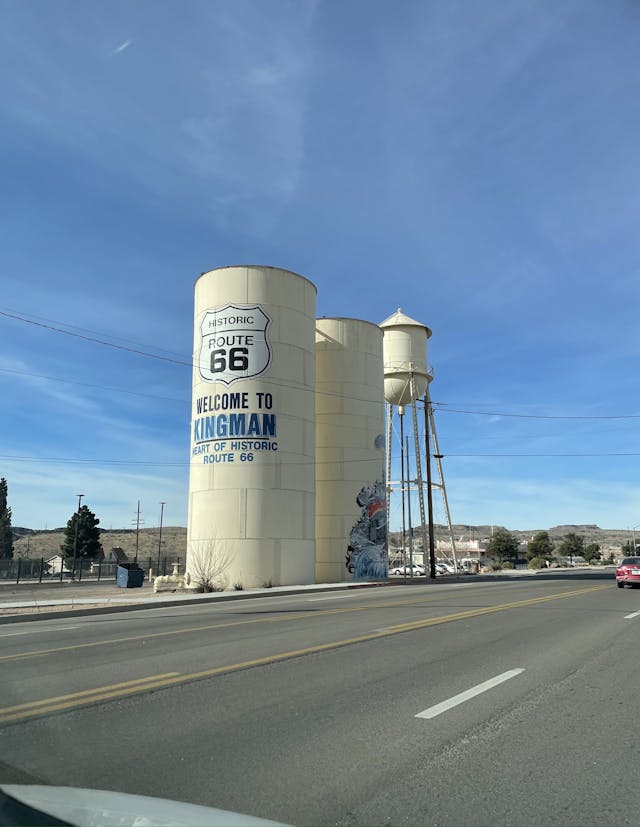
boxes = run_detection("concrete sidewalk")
[0,578,394,624]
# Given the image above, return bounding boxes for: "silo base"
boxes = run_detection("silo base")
[315,562,351,584]
[187,537,316,591]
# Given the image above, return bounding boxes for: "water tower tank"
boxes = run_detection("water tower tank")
[187,265,317,589]
[380,308,432,406]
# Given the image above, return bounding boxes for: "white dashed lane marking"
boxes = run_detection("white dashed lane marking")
[415,668,526,720]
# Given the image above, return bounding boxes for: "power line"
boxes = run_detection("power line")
[0,453,385,468]
[0,367,185,403]
[4,306,640,421]
[0,305,189,360]
[0,308,193,367]
[2,451,640,468]
[433,405,640,421]
[1,310,379,405]
[444,452,640,457]
[0,310,419,411]
[0,455,188,466]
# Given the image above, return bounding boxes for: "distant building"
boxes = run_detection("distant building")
[108,547,129,563]
[46,555,69,575]
[436,538,485,559]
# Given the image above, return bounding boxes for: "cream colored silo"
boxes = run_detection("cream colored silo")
[380,308,432,405]
[315,318,387,582]
[187,265,317,589]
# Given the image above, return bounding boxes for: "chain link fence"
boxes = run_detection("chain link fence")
[0,556,182,584]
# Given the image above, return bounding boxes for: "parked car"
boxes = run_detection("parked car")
[616,557,640,588]
[392,563,425,576]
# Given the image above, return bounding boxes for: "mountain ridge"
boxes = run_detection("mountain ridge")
[10,522,633,559]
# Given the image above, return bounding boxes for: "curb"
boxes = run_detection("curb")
[0,568,613,625]
[0,580,393,625]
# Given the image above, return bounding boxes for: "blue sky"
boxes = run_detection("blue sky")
[1,0,640,532]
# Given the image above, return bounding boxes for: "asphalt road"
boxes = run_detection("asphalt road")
[0,570,637,826]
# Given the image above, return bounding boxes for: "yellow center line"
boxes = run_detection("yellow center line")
[0,583,606,724]
[0,676,186,723]
[0,588,505,663]
[0,673,181,714]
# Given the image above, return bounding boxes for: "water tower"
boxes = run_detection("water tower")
[380,309,457,576]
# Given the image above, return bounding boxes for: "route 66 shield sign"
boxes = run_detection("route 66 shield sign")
[198,304,272,385]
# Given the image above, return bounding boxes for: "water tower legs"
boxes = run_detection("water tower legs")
[386,390,458,576]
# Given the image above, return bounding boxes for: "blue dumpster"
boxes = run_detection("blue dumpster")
[116,563,144,588]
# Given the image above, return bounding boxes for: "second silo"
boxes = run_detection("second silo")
[187,265,317,589]
[315,318,387,581]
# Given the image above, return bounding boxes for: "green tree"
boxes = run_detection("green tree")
[557,532,584,563]
[583,542,601,563]
[61,505,102,561]
[0,477,14,559]
[486,527,519,563]
[621,540,638,556]
[526,531,554,561]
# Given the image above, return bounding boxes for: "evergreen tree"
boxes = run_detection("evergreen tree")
[0,477,14,559]
[556,532,584,563]
[526,531,554,561]
[583,542,601,563]
[486,527,519,562]
[60,505,102,560]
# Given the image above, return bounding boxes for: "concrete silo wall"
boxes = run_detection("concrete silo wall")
[187,265,317,589]
[315,318,387,582]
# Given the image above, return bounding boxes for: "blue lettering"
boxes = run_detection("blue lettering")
[194,412,277,443]
[229,413,246,436]
[262,414,276,437]
[247,413,260,436]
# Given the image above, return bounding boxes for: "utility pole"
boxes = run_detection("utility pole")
[71,493,84,579]
[132,500,144,563]
[406,435,415,577]
[399,406,407,580]
[157,501,165,574]
[423,397,436,579]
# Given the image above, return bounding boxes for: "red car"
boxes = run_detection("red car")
[616,556,640,588]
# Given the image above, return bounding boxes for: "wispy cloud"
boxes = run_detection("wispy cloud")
[0,352,186,463]
[110,39,133,56]
[0,3,317,236]
[0,354,102,417]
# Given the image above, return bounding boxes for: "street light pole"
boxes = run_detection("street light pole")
[71,493,84,579]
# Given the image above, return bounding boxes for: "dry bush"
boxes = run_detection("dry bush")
[187,539,232,592]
